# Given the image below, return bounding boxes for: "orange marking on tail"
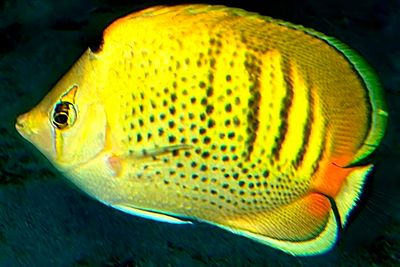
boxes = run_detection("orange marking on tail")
[332,154,354,168]
[311,156,354,198]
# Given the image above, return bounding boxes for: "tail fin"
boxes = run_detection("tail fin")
[335,164,373,227]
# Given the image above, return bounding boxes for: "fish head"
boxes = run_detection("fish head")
[15,48,107,172]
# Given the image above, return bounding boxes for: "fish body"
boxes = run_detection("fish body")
[15,5,388,255]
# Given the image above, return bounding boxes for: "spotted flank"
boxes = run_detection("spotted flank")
[16,4,388,256]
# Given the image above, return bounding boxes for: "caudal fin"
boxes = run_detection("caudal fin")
[335,164,373,227]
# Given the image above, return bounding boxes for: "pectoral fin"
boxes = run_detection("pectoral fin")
[135,144,192,158]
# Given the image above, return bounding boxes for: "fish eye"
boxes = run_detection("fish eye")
[51,101,76,130]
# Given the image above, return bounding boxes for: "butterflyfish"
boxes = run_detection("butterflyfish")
[15,5,388,255]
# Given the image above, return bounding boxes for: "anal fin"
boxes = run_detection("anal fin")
[216,193,338,256]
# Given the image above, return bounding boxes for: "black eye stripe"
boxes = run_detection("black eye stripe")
[55,102,72,113]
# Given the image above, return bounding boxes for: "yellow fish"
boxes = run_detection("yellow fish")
[15,5,388,255]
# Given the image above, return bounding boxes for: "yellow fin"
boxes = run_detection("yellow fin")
[336,164,372,227]
[215,193,338,256]
[112,203,192,225]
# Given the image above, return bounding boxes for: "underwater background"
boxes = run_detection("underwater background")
[0,0,399,266]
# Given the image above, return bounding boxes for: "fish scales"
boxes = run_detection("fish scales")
[111,13,310,212]
[108,8,330,210]
[16,5,388,255]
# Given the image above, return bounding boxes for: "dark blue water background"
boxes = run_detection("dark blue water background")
[0,0,399,266]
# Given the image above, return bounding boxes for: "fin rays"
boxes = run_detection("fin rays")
[213,192,339,255]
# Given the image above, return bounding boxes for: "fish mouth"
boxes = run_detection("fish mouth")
[15,113,32,139]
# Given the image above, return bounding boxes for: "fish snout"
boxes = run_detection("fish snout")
[15,109,56,161]
[15,112,33,138]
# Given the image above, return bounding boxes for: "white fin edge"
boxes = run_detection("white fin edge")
[214,210,338,256]
[336,164,372,227]
[212,165,372,255]
[111,203,193,225]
